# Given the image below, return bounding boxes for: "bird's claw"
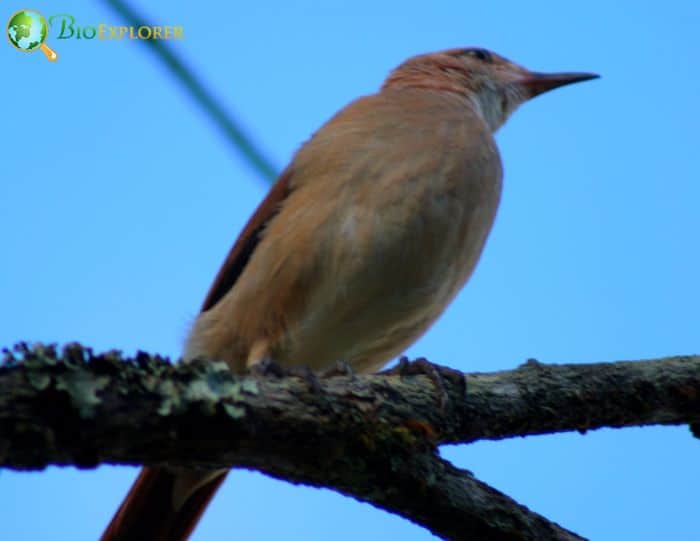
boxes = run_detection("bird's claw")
[320,359,356,378]
[382,357,466,410]
[248,357,286,378]
[287,364,322,393]
[249,358,322,392]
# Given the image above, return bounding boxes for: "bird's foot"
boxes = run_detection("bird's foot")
[286,364,322,393]
[249,358,322,392]
[248,356,286,378]
[320,359,356,378]
[382,356,466,410]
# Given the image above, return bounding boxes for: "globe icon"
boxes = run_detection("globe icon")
[6,9,58,61]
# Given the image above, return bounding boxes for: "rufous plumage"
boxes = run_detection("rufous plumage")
[101,47,597,540]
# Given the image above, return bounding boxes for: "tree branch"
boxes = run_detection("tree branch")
[2,343,698,540]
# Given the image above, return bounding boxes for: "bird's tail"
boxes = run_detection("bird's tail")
[100,466,228,541]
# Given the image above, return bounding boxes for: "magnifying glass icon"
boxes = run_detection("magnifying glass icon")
[7,9,58,62]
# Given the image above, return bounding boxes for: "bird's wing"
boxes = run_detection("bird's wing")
[199,166,293,312]
[101,169,295,541]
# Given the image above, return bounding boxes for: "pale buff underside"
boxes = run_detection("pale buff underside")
[184,88,502,375]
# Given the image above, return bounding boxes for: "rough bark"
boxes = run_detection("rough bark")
[2,343,699,540]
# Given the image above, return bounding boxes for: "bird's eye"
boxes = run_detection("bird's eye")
[464,48,493,63]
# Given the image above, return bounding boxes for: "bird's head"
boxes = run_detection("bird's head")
[382,47,598,132]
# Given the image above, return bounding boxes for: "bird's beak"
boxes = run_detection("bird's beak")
[521,71,599,98]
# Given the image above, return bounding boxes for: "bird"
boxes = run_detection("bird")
[100,47,597,540]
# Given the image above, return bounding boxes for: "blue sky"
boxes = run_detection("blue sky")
[2,1,699,539]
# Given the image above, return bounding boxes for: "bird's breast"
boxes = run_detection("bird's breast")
[282,147,502,372]
[188,91,503,374]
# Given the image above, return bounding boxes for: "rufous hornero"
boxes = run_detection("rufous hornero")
[101,47,597,540]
